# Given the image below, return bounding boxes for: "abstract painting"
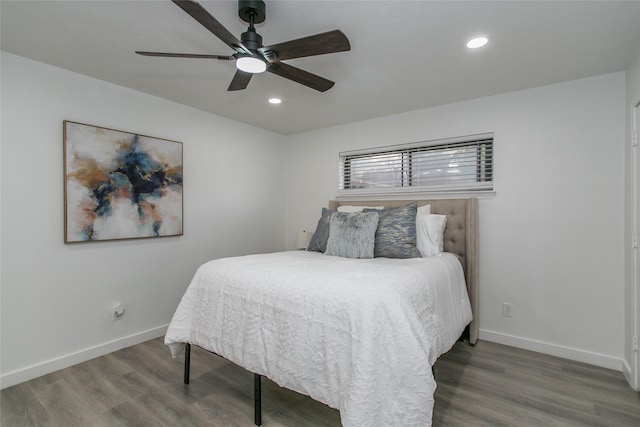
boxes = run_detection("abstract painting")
[64,121,183,242]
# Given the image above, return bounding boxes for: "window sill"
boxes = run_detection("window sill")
[335,189,496,200]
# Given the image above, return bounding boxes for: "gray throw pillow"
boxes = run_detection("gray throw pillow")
[364,203,421,258]
[307,208,334,252]
[325,211,379,259]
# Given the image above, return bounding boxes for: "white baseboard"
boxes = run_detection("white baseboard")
[622,358,639,391]
[623,360,634,389]
[479,329,623,372]
[1,326,629,389]
[0,324,168,390]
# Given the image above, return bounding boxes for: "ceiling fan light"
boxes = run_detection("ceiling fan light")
[236,56,266,73]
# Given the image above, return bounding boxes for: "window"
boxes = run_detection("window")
[339,133,493,196]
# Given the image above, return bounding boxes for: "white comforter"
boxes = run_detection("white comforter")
[165,251,472,427]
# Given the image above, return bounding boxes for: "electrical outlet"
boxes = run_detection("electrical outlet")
[113,302,125,320]
[502,302,513,318]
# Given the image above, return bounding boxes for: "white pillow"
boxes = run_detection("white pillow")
[417,204,431,216]
[337,205,384,213]
[416,214,447,257]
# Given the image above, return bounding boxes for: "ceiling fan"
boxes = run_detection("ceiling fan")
[136,0,351,92]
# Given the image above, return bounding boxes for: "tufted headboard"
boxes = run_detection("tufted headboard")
[328,198,478,345]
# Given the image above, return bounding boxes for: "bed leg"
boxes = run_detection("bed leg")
[183,343,191,385]
[254,373,262,426]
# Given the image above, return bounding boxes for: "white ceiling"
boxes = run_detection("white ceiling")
[2,0,639,135]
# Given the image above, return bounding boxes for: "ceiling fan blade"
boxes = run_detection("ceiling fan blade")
[136,51,234,60]
[172,0,248,54]
[228,70,253,91]
[261,30,350,62]
[267,62,334,92]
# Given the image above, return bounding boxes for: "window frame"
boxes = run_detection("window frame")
[338,133,494,198]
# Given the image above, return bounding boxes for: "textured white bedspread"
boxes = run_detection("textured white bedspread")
[165,251,472,427]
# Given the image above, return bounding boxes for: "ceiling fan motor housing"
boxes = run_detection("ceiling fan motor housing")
[241,29,263,52]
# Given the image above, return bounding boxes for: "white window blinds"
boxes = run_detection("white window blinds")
[339,133,493,196]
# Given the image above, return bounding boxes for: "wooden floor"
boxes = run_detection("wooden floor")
[2,338,639,426]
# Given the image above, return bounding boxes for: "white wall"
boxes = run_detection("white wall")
[0,49,629,389]
[285,72,626,370]
[624,46,640,390]
[0,52,287,388]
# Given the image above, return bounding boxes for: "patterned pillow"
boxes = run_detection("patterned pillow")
[307,208,334,252]
[364,203,421,258]
[325,211,379,259]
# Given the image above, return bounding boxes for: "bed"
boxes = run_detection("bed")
[165,198,478,426]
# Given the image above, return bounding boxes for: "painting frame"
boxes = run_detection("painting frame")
[63,120,183,243]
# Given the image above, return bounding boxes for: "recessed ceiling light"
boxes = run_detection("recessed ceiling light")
[268,98,282,105]
[466,36,488,49]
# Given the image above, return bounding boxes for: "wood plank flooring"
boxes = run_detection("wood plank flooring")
[2,338,639,426]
